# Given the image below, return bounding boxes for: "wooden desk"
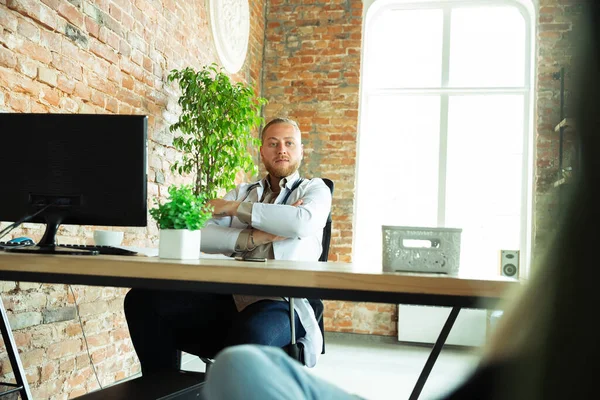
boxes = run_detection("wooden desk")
[0,252,515,306]
[0,252,519,399]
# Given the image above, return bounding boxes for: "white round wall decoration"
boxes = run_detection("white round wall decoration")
[208,0,250,74]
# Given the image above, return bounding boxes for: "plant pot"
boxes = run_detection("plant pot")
[158,229,201,260]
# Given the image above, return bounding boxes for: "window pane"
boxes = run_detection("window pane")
[354,95,440,267]
[445,95,525,276]
[365,9,443,89]
[449,7,526,87]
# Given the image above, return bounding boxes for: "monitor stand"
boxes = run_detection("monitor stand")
[5,216,98,256]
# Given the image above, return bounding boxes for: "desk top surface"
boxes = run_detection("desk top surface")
[0,252,519,306]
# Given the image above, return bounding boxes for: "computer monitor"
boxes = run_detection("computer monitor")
[0,113,148,255]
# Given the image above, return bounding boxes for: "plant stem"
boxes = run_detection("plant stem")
[195,150,202,196]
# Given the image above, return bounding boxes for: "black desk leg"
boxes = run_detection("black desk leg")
[409,306,461,400]
[0,299,33,399]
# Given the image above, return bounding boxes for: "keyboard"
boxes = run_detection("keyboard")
[0,242,138,256]
[0,241,29,247]
[60,244,138,256]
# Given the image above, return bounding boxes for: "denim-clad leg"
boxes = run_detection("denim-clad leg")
[225,300,306,348]
[204,345,363,400]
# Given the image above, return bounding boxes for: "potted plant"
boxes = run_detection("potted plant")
[168,63,266,199]
[150,63,266,259]
[150,185,212,259]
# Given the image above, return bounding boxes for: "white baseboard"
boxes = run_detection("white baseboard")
[397,305,487,347]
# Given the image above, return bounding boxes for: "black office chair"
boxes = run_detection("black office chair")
[285,177,333,364]
[180,178,334,370]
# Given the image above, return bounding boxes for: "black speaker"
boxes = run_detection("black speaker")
[500,250,520,278]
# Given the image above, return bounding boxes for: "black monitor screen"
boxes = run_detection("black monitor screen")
[0,113,147,255]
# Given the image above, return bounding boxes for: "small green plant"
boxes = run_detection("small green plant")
[167,63,267,199]
[149,185,213,230]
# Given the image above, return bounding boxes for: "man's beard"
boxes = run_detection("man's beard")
[265,159,301,179]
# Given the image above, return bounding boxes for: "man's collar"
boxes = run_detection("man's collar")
[262,171,301,190]
[283,171,301,189]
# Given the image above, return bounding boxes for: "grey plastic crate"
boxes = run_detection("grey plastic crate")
[382,226,462,275]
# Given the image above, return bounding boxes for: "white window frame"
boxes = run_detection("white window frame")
[355,0,536,277]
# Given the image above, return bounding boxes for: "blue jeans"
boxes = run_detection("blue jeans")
[204,345,363,400]
[124,289,306,374]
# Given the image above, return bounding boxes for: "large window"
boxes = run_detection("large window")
[354,1,534,277]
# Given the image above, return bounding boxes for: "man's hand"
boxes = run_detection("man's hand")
[208,199,241,217]
[251,229,286,246]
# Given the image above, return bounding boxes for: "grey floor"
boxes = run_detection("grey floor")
[181,333,481,400]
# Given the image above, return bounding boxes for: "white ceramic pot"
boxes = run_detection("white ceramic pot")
[158,229,201,260]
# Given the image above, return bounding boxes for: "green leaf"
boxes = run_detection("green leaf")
[149,185,213,230]
[167,63,266,199]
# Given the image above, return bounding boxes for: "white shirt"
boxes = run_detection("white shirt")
[200,173,332,367]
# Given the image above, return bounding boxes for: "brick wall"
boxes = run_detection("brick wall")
[533,0,584,260]
[0,0,266,397]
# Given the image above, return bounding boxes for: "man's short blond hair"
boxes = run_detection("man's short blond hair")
[261,118,301,142]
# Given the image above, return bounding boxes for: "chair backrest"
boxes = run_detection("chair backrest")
[310,178,333,358]
[319,178,334,262]
[285,178,334,364]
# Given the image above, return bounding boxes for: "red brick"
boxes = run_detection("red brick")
[74,81,91,100]
[39,86,61,106]
[131,48,143,66]
[11,73,42,96]
[105,30,120,51]
[6,0,41,21]
[42,363,56,382]
[540,31,561,39]
[8,0,58,30]
[14,331,32,348]
[89,37,119,64]
[84,17,100,39]
[38,66,58,87]
[143,55,152,73]
[17,17,40,43]
[40,29,61,53]
[31,101,50,113]
[106,96,118,113]
[0,45,17,68]
[19,39,52,64]
[52,53,83,81]
[118,88,142,108]
[47,339,82,360]
[69,388,88,399]
[40,0,59,8]
[59,96,80,112]
[109,4,122,22]
[0,6,18,32]
[86,332,110,347]
[120,11,135,31]
[20,348,44,369]
[58,2,84,28]
[67,368,91,388]
[108,64,121,83]
[121,74,134,90]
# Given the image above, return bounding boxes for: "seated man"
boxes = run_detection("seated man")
[124,117,332,374]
